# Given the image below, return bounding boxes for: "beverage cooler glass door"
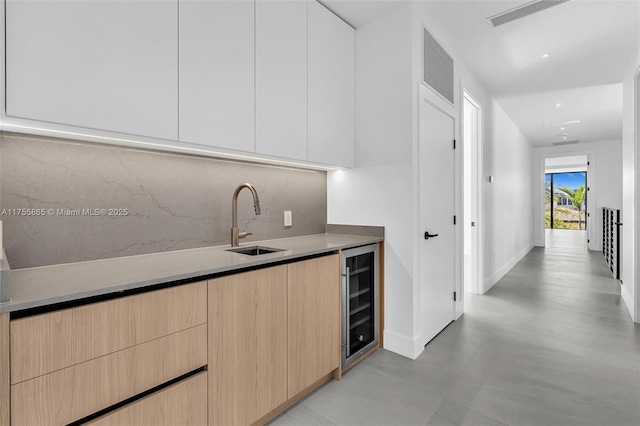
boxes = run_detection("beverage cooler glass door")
[341,243,378,368]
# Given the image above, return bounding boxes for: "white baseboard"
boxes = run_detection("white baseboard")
[620,281,636,322]
[483,244,534,293]
[383,330,421,360]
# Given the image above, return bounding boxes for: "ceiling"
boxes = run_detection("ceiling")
[322,0,640,147]
[321,0,408,28]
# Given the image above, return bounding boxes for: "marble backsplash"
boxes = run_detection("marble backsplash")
[0,132,327,269]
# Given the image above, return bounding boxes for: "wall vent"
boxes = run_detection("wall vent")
[423,28,454,104]
[487,0,570,28]
[552,140,580,146]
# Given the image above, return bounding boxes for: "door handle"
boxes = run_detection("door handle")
[424,232,439,240]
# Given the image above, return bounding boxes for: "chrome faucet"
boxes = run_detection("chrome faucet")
[231,183,261,247]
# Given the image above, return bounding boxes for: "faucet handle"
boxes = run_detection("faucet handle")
[239,231,252,239]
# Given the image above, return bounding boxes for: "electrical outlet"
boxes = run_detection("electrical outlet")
[284,211,292,227]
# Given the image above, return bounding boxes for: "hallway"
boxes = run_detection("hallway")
[272,230,640,426]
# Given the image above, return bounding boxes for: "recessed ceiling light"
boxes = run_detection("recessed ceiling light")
[553,119,580,126]
[555,103,562,107]
[553,140,580,146]
[542,53,550,58]
[563,136,568,140]
[486,0,571,28]
[543,120,580,128]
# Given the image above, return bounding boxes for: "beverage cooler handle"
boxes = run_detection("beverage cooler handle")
[344,266,350,357]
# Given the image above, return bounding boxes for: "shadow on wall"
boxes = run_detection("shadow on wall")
[0,132,327,269]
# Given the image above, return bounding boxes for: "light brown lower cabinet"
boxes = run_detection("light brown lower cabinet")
[208,254,341,426]
[208,265,289,426]
[3,254,344,426]
[0,313,9,426]
[287,254,340,397]
[11,324,207,426]
[85,372,208,426]
[8,281,208,426]
[10,281,207,384]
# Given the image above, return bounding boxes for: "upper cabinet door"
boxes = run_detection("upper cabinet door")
[179,0,255,152]
[5,0,178,140]
[308,1,355,168]
[255,0,308,161]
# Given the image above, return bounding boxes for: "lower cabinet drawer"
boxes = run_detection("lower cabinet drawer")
[10,324,207,426]
[11,281,208,384]
[85,371,208,426]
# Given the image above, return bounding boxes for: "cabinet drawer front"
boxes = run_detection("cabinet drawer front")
[11,324,207,426]
[85,371,207,426]
[11,281,207,384]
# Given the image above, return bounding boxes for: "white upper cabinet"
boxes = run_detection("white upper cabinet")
[179,0,255,152]
[4,0,355,168]
[255,0,308,161]
[5,0,178,140]
[308,1,355,168]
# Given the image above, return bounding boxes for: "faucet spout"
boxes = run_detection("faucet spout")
[231,183,261,247]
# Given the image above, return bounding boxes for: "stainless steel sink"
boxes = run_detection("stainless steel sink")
[226,246,284,256]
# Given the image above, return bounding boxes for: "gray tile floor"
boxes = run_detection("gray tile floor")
[271,230,640,426]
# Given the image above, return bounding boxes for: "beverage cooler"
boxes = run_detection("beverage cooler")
[341,244,379,368]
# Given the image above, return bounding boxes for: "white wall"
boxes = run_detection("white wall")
[354,5,413,168]
[546,155,588,170]
[533,140,623,253]
[482,99,534,291]
[636,62,640,323]
[327,4,417,357]
[412,4,534,295]
[329,3,535,359]
[621,50,639,322]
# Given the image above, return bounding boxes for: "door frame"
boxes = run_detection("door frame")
[546,169,589,231]
[416,83,458,353]
[634,65,640,322]
[536,151,595,250]
[461,89,483,295]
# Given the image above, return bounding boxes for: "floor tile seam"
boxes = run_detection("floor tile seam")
[464,363,605,405]
[500,321,640,341]
[423,396,479,426]
[467,353,640,411]
[502,302,629,317]
[503,304,630,321]
[305,382,442,425]
[347,361,463,404]
[434,379,485,424]
[425,336,494,401]
[505,298,628,311]
[471,353,640,385]
[273,401,338,426]
[500,326,640,361]
[488,323,640,371]
[465,390,640,426]
[497,314,638,338]
[516,282,620,293]
[520,279,621,289]
[355,362,444,392]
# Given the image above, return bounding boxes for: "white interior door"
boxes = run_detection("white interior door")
[419,89,456,347]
